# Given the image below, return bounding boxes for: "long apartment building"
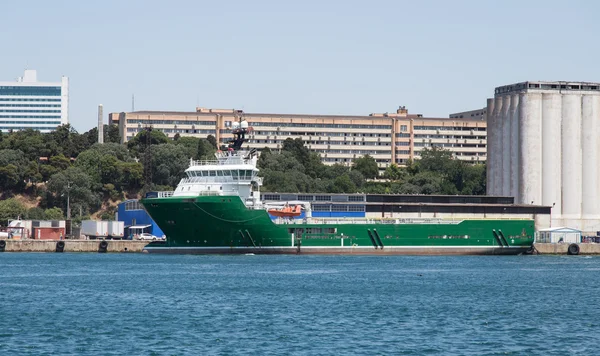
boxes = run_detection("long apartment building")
[0,70,69,133]
[109,106,486,169]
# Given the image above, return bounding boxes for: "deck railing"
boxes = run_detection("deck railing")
[151,190,241,198]
[271,216,531,225]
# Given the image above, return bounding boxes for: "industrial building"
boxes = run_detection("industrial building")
[0,70,69,132]
[487,81,600,233]
[116,200,165,238]
[109,106,486,169]
[449,108,488,121]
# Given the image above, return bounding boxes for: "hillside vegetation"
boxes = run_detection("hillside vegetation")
[0,126,485,224]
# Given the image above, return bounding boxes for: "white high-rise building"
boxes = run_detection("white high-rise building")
[487,81,600,233]
[0,70,69,133]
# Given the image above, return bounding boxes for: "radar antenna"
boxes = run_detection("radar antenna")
[227,110,252,151]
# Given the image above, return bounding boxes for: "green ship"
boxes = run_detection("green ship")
[141,122,534,255]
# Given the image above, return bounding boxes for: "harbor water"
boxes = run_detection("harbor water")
[1,254,599,355]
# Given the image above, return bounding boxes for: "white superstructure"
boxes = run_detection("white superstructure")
[171,150,263,207]
[158,121,263,208]
[487,81,600,233]
[0,70,68,133]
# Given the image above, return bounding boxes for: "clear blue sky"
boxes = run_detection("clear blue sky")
[3,0,599,132]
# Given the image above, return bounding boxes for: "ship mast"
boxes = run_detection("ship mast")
[227,109,253,152]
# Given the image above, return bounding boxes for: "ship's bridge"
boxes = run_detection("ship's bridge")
[172,153,262,203]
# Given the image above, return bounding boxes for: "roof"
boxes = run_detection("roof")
[538,227,582,233]
[122,110,483,123]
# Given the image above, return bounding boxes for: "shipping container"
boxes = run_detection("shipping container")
[107,221,124,239]
[32,227,66,240]
[81,220,109,239]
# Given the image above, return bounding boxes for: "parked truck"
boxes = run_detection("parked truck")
[81,220,109,240]
[107,221,124,240]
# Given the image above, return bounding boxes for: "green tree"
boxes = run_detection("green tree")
[26,207,46,220]
[197,138,216,160]
[105,124,121,144]
[323,164,349,180]
[0,149,30,191]
[118,161,144,190]
[127,129,169,154]
[384,163,407,181]
[352,155,379,179]
[44,207,64,220]
[417,146,455,174]
[206,135,217,149]
[348,170,365,189]
[282,138,310,166]
[150,144,189,188]
[0,164,20,191]
[0,199,27,223]
[327,174,357,193]
[50,154,71,171]
[47,167,100,217]
[173,136,200,159]
[75,143,136,190]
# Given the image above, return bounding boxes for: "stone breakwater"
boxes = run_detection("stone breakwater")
[0,240,148,253]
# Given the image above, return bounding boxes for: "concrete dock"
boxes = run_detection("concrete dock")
[533,243,600,255]
[0,240,148,253]
[0,240,598,254]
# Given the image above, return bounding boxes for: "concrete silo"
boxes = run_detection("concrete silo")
[486,98,496,195]
[561,94,582,224]
[509,94,520,202]
[501,95,511,197]
[541,92,561,216]
[492,96,504,195]
[581,95,600,222]
[518,92,542,206]
[488,81,600,233]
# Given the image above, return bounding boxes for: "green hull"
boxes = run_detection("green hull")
[141,196,535,255]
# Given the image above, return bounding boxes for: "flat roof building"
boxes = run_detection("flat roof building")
[0,70,69,132]
[450,107,488,121]
[110,106,486,170]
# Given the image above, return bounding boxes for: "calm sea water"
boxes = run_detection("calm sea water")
[0,253,599,355]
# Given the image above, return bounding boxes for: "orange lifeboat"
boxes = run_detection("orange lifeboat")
[268,204,302,218]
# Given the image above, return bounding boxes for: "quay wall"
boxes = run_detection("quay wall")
[534,243,600,255]
[2,240,599,255]
[0,240,148,253]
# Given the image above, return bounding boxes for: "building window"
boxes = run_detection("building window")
[125,200,142,211]
[0,86,61,96]
[400,125,407,132]
[348,195,364,202]
[315,195,332,201]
